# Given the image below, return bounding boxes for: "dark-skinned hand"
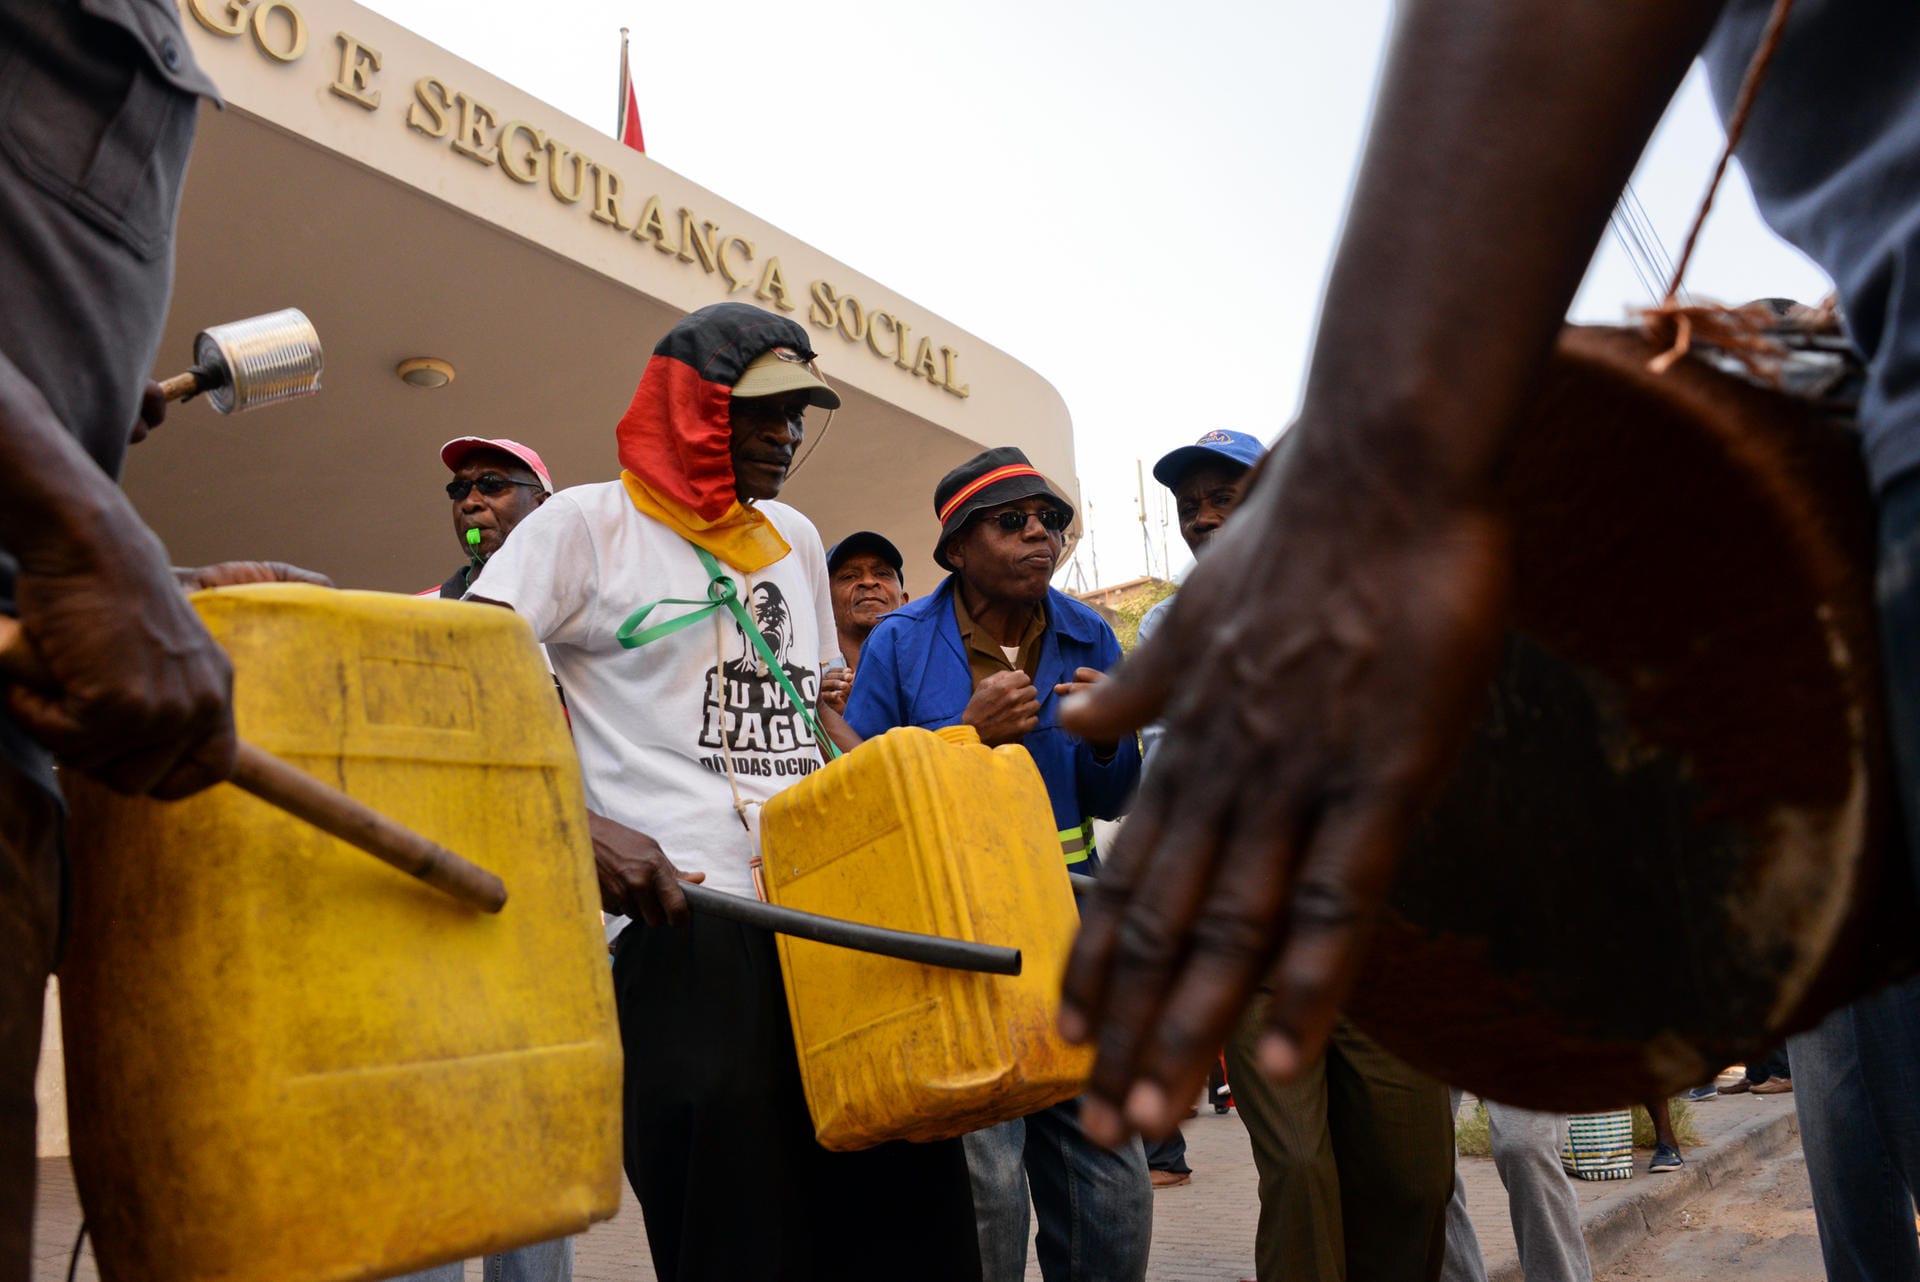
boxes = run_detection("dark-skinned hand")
[1052,666,1117,753]
[962,668,1040,746]
[175,562,335,591]
[819,665,854,716]
[1056,435,1510,1147]
[587,810,705,926]
[127,380,167,445]
[8,518,238,800]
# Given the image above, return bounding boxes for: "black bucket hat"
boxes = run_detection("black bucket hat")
[932,446,1074,570]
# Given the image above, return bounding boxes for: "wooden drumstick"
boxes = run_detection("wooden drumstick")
[0,617,507,913]
[155,369,208,402]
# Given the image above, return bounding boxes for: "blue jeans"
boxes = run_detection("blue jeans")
[393,1237,572,1282]
[1791,468,1920,1282]
[962,1097,1152,1282]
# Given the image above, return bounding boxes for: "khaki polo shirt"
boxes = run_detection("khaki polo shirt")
[953,590,1046,689]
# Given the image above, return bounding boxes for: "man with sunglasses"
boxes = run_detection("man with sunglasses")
[427,438,554,599]
[395,436,574,1282]
[843,446,1149,1282]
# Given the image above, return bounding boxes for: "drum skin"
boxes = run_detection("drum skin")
[1345,326,1920,1112]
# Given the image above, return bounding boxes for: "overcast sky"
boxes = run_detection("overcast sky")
[362,0,1835,588]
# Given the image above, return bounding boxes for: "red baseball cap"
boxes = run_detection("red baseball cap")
[439,437,553,493]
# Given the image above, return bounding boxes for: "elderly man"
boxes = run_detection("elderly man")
[399,433,565,1282]
[470,302,977,1281]
[844,446,1148,1282]
[1057,4,1920,1280]
[427,437,553,598]
[819,530,906,714]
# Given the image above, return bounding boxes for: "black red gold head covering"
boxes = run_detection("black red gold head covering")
[615,302,833,572]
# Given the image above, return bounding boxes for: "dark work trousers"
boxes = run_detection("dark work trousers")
[0,766,60,1282]
[1745,1046,1790,1084]
[1226,1005,1455,1282]
[614,914,982,1281]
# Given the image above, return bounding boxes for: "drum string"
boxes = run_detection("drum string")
[1640,0,1798,376]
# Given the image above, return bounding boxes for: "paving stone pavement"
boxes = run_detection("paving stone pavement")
[31,1091,1799,1280]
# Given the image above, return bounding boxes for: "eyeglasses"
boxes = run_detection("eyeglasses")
[981,507,1070,534]
[447,475,544,500]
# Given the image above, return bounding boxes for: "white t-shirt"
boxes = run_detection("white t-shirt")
[470,481,839,901]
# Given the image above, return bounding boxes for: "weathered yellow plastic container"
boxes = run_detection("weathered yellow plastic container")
[59,584,622,1282]
[759,724,1093,1151]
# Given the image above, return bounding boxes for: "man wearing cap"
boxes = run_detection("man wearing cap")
[398,434,566,1282]
[468,302,977,1281]
[425,438,553,599]
[1144,429,1457,1281]
[819,531,907,714]
[842,446,1148,1282]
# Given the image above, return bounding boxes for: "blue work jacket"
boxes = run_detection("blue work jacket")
[844,577,1141,872]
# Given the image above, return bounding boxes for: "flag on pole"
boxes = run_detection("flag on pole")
[617,28,646,155]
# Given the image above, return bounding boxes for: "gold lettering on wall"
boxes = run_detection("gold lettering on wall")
[250,0,307,62]
[756,259,796,311]
[329,33,381,109]
[209,28,978,398]
[631,195,672,249]
[589,163,629,229]
[837,295,868,344]
[941,347,971,399]
[545,142,588,203]
[405,77,454,139]
[186,0,250,38]
[808,280,838,330]
[496,122,547,184]
[450,92,500,165]
[677,210,718,273]
[910,337,940,383]
[718,235,754,292]
[867,311,897,361]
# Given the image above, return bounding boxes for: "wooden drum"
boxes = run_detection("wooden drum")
[1345,324,1920,1111]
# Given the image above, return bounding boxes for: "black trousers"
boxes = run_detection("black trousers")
[614,915,981,1281]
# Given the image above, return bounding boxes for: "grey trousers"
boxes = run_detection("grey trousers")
[394,1237,573,1282]
[1441,1091,1592,1282]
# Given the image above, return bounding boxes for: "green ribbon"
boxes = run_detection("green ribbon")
[616,543,841,760]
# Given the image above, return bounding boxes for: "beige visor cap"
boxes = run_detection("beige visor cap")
[732,346,842,409]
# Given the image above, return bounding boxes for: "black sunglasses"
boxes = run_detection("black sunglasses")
[447,474,543,501]
[980,507,1070,534]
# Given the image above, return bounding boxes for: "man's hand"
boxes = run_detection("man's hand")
[820,665,854,715]
[1056,436,1510,1146]
[8,529,238,800]
[175,562,335,591]
[127,380,168,446]
[587,811,705,926]
[1052,666,1107,701]
[1053,666,1118,754]
[962,668,1040,746]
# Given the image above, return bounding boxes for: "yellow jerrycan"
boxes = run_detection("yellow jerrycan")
[58,585,622,1282]
[758,724,1094,1151]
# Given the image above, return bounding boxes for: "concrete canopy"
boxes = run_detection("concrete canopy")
[126,0,1076,595]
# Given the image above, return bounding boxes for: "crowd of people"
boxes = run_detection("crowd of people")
[5,0,1920,1281]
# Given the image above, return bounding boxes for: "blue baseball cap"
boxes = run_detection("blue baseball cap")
[1151,429,1265,489]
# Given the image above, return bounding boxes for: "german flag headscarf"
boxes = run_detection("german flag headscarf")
[616,303,817,572]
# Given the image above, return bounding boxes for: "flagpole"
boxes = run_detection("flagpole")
[617,27,630,141]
